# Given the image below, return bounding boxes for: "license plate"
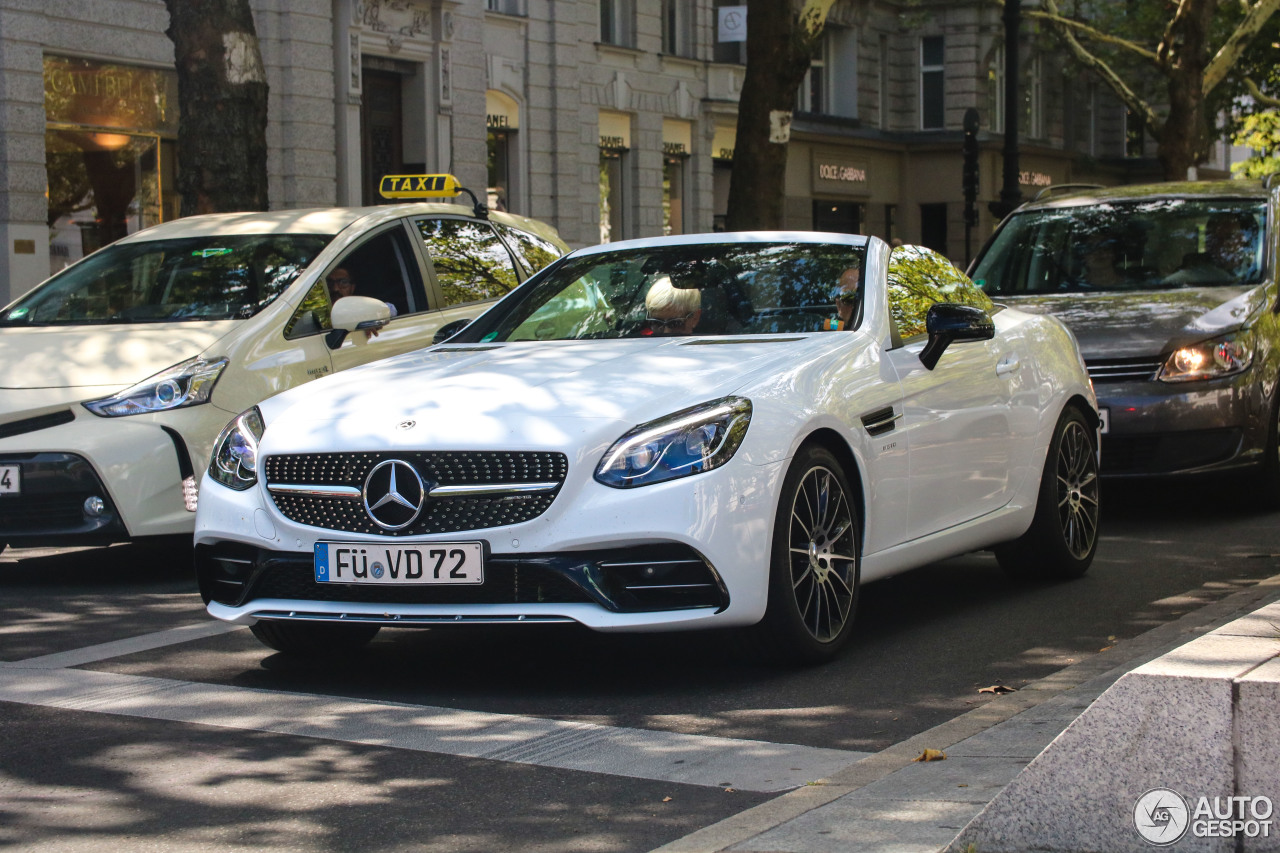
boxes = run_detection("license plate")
[1098,407,1110,435]
[314,542,484,585]
[0,465,18,495]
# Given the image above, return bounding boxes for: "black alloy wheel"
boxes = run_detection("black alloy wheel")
[752,445,861,663]
[997,406,1100,579]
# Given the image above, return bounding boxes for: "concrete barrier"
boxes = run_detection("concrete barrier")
[949,602,1280,853]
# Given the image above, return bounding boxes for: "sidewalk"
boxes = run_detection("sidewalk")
[652,573,1280,853]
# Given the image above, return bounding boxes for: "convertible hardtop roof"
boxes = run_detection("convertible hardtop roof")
[1022,179,1269,211]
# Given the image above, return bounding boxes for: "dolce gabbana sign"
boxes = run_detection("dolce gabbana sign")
[813,154,869,196]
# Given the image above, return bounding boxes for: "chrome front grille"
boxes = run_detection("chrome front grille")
[264,451,568,536]
[1085,357,1162,383]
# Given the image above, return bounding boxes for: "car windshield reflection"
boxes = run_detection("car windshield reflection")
[2,234,333,326]
[470,242,867,342]
[972,199,1267,295]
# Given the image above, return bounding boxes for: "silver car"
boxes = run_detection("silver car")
[969,180,1277,499]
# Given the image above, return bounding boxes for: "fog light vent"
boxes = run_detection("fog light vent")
[83,496,106,517]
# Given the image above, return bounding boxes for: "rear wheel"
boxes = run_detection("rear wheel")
[996,407,1100,580]
[750,446,861,664]
[250,620,380,655]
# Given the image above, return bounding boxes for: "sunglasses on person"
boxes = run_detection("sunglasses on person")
[645,312,695,330]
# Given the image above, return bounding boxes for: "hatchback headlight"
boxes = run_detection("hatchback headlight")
[84,356,228,417]
[208,407,265,491]
[1159,334,1253,383]
[595,397,751,489]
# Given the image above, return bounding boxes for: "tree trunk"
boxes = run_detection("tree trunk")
[724,0,828,231]
[1156,0,1215,180]
[163,0,270,215]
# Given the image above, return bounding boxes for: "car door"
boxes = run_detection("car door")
[413,216,524,335]
[881,246,1020,539]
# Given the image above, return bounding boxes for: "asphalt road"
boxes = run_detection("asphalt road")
[1,476,1277,852]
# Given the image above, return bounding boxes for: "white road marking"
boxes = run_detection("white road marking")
[0,624,869,793]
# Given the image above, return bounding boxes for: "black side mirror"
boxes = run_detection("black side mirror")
[919,303,994,370]
[433,318,471,345]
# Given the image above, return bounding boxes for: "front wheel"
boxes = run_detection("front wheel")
[250,620,380,655]
[749,446,861,664]
[996,406,1100,580]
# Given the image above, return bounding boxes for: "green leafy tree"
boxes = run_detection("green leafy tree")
[1232,110,1280,178]
[1027,0,1280,180]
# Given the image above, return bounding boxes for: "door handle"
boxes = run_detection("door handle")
[996,355,1020,377]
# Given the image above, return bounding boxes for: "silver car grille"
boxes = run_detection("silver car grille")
[1085,357,1162,383]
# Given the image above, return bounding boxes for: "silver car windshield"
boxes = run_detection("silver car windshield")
[2,233,333,325]
[472,242,867,341]
[973,199,1267,295]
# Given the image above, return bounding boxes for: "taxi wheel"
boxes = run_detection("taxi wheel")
[1252,397,1280,510]
[996,407,1099,580]
[250,620,380,655]
[752,446,861,664]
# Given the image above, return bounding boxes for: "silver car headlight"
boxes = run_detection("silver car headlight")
[595,397,751,489]
[84,356,229,416]
[208,407,265,491]
[1158,334,1253,383]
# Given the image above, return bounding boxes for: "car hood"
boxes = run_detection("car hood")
[260,336,829,453]
[992,285,1262,358]
[0,321,240,391]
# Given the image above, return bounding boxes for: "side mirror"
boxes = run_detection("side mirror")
[325,296,391,349]
[433,318,471,345]
[919,303,994,370]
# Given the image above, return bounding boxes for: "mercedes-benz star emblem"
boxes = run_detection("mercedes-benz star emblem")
[362,459,426,530]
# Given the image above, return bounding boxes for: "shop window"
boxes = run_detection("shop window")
[487,128,513,212]
[663,155,687,236]
[600,0,635,47]
[713,160,732,231]
[600,148,628,243]
[812,201,863,235]
[885,204,897,243]
[417,218,520,307]
[920,36,945,130]
[43,56,180,275]
[920,203,948,255]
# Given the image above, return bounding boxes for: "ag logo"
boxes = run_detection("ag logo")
[1134,788,1190,846]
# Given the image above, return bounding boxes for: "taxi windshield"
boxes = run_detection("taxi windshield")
[973,198,1267,295]
[2,234,333,326]
[468,242,866,341]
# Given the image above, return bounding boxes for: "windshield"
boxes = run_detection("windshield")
[2,233,333,325]
[465,242,866,342]
[972,198,1267,295]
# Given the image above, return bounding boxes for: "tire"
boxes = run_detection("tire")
[996,406,1100,580]
[250,620,380,655]
[1251,396,1280,510]
[749,445,861,664]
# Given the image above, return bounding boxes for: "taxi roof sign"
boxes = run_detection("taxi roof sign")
[378,174,463,199]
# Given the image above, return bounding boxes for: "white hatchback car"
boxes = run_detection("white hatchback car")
[0,183,567,553]
[195,234,1100,663]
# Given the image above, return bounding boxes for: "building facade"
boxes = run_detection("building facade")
[0,0,1245,304]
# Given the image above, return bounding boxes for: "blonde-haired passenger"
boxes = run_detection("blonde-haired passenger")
[644,276,702,336]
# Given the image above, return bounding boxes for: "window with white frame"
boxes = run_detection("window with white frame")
[486,0,522,14]
[920,35,945,130]
[987,45,1005,134]
[600,0,635,47]
[662,0,694,57]
[798,28,858,118]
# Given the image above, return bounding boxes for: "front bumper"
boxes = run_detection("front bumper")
[0,403,229,544]
[194,454,784,632]
[1095,370,1269,476]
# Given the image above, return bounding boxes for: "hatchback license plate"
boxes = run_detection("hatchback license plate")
[0,465,18,495]
[314,542,484,585]
[1098,407,1110,435]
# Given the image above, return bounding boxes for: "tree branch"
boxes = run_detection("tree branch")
[1024,8,1159,64]
[1040,0,1165,140]
[1203,0,1280,95]
[1245,76,1280,107]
